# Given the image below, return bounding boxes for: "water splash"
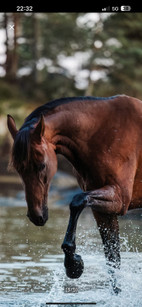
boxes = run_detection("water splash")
[1,201,142,306]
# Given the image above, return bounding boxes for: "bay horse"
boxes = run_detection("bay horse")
[7,95,142,294]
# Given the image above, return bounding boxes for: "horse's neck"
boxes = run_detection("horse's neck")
[45,107,85,168]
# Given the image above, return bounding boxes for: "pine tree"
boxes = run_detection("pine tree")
[93,13,142,98]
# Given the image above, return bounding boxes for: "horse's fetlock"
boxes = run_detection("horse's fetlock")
[61,242,76,255]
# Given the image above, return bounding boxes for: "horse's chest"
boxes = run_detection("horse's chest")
[73,168,100,191]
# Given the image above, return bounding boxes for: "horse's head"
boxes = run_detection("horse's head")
[7,114,57,226]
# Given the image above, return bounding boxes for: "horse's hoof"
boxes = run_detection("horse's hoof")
[64,254,84,279]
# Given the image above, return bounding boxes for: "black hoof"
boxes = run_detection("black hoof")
[64,254,84,279]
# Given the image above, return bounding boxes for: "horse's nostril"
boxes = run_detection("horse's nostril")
[38,216,44,224]
[27,209,48,226]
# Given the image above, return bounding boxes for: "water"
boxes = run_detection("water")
[0,189,142,306]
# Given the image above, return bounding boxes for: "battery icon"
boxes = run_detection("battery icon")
[121,5,131,11]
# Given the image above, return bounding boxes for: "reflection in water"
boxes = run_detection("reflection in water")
[0,197,142,306]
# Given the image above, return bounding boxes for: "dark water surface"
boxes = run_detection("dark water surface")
[0,187,142,306]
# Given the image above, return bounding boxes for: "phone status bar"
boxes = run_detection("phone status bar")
[0,3,140,13]
[102,5,131,12]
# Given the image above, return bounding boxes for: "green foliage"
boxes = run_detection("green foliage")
[1,12,142,158]
[13,13,88,100]
[0,80,35,128]
[95,13,142,98]
[1,12,142,115]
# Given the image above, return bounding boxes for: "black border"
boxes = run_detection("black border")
[0,2,141,13]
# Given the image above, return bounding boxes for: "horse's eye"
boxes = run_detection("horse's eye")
[37,163,46,172]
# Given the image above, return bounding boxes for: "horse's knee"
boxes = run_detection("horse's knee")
[69,192,87,213]
[87,185,125,215]
[90,198,122,215]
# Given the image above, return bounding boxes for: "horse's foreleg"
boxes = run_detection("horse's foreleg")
[61,193,88,279]
[93,211,121,294]
[61,186,122,285]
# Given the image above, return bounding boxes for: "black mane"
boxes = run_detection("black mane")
[12,126,31,171]
[24,95,120,125]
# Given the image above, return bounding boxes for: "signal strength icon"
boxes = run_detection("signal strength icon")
[102,6,110,11]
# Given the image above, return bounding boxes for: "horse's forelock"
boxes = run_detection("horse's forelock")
[12,127,31,171]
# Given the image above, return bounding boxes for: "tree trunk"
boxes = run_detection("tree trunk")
[4,13,11,78]
[32,14,42,84]
[4,13,19,81]
[11,13,19,79]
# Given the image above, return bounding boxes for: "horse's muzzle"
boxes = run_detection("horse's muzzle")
[27,206,48,226]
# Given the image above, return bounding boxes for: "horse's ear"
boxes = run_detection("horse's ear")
[7,114,18,140]
[32,114,45,142]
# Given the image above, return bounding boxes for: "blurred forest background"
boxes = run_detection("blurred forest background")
[0,12,142,176]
